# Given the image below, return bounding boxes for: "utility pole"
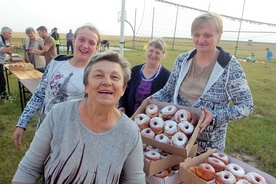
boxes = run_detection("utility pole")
[119,0,126,56]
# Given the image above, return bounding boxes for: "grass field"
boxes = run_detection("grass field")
[0,34,275,183]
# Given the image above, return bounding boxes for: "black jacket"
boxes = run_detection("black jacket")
[118,64,170,117]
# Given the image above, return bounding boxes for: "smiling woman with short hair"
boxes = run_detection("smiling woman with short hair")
[11,51,146,184]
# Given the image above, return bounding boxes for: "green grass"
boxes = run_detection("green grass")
[0,39,275,183]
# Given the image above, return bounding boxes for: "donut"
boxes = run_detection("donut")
[142,143,147,152]
[206,178,216,184]
[170,132,188,148]
[211,152,229,165]
[164,120,178,137]
[195,163,215,182]
[145,150,161,161]
[244,172,267,184]
[188,166,198,174]
[161,105,177,119]
[216,171,237,184]
[161,152,171,159]
[154,133,170,144]
[134,113,150,130]
[149,117,165,134]
[189,113,198,126]
[205,156,226,172]
[154,170,169,178]
[172,164,179,170]
[145,104,159,118]
[145,145,163,155]
[226,163,245,180]
[236,179,251,184]
[178,120,194,137]
[174,109,191,123]
[141,127,155,139]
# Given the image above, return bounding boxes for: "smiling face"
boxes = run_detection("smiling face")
[85,60,126,107]
[192,21,221,53]
[73,28,99,63]
[26,31,36,40]
[146,46,164,66]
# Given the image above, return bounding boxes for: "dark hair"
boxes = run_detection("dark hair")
[36,26,48,33]
[83,51,131,87]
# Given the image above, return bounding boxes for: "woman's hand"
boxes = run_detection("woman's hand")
[199,108,213,133]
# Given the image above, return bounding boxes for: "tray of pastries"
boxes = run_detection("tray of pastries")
[8,62,34,71]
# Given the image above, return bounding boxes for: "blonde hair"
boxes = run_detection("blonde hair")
[191,12,223,36]
[74,24,101,46]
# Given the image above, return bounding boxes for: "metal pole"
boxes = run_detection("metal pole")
[119,0,126,56]
[133,9,137,48]
[125,20,135,48]
[172,6,179,50]
[234,0,246,57]
[151,7,155,39]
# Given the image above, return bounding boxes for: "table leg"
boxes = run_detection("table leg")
[4,67,10,94]
[18,80,24,112]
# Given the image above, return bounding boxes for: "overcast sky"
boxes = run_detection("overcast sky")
[1,0,275,37]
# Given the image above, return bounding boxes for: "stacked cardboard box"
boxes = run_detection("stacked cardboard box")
[132,99,205,183]
[179,149,276,184]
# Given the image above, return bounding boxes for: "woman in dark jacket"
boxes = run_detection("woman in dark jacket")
[118,38,170,117]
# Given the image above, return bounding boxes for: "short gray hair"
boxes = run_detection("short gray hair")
[25,27,35,34]
[83,51,131,87]
[1,27,12,34]
[147,38,167,54]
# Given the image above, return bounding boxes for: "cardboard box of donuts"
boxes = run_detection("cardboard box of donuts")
[131,99,205,183]
[179,149,276,184]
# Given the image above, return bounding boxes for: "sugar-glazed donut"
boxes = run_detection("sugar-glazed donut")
[161,105,177,119]
[161,152,171,159]
[154,133,170,144]
[145,145,162,155]
[164,120,178,137]
[211,152,229,165]
[178,120,194,137]
[145,150,161,161]
[190,113,198,126]
[236,179,251,184]
[154,170,169,178]
[134,113,150,130]
[226,163,245,180]
[149,117,165,134]
[174,109,191,123]
[145,104,159,118]
[244,172,267,184]
[216,171,237,184]
[141,127,155,139]
[170,132,188,148]
[205,156,226,172]
[195,163,215,182]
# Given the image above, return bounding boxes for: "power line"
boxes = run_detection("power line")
[155,0,276,27]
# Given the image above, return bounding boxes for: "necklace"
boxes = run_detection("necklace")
[140,64,162,81]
